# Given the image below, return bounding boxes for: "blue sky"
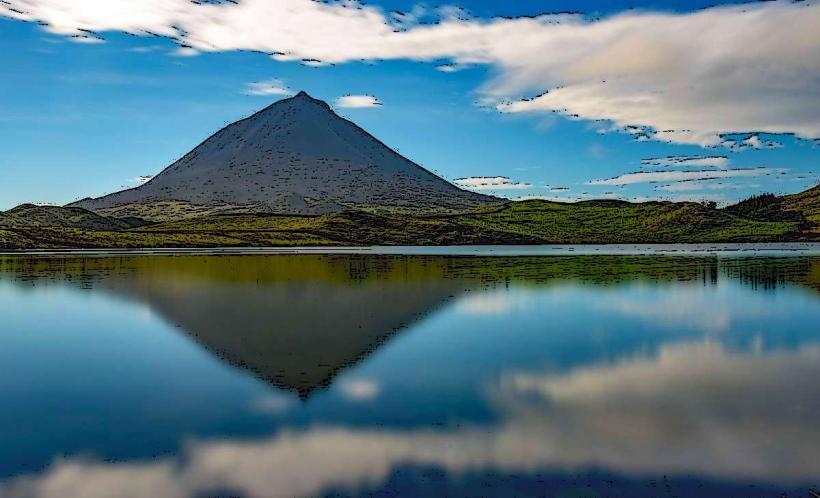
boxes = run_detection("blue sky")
[1,0,818,209]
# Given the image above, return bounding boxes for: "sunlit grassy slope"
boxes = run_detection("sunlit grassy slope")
[784,185,820,236]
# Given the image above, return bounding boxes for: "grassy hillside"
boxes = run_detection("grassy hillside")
[784,185,820,237]
[443,199,800,243]
[2,185,817,249]
[136,200,801,245]
[0,204,146,230]
[2,195,814,249]
[0,229,35,249]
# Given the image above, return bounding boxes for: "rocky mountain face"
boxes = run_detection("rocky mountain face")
[71,92,495,215]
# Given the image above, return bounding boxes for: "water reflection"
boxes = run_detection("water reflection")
[0,254,818,497]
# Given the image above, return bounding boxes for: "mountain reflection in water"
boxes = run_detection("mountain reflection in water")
[0,254,818,498]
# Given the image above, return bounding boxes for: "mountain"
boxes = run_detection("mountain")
[70,91,495,217]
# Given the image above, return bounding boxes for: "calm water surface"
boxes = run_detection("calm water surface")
[0,252,818,497]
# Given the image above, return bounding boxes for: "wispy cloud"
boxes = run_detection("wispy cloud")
[436,63,471,73]
[641,156,729,168]
[300,59,331,67]
[3,0,818,146]
[657,180,763,192]
[128,45,164,54]
[245,78,292,97]
[455,176,532,191]
[517,194,585,203]
[335,95,382,109]
[588,168,782,186]
[69,35,104,44]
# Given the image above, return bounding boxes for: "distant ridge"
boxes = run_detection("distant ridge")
[70,91,496,216]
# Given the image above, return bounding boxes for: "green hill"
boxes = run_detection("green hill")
[0,204,146,231]
[3,185,819,249]
[120,198,799,247]
[784,184,820,237]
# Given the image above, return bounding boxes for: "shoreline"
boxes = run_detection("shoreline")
[2,242,820,257]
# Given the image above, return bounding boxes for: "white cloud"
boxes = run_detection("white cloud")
[171,46,199,57]
[245,79,292,97]
[454,176,532,191]
[300,59,330,67]
[390,5,427,28]
[725,134,784,151]
[588,167,781,186]
[335,95,382,108]
[436,63,470,73]
[2,0,818,146]
[128,175,153,185]
[641,155,729,168]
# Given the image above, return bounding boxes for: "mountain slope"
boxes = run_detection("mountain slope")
[70,92,495,215]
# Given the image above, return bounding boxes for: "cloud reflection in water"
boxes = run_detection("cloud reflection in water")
[3,341,818,498]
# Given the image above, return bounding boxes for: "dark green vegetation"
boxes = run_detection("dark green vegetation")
[1,185,818,249]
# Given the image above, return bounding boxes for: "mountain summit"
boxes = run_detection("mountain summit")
[71,92,495,216]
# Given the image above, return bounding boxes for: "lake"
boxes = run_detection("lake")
[0,249,818,497]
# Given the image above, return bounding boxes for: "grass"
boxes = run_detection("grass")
[447,200,800,243]
[784,185,820,237]
[2,197,809,249]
